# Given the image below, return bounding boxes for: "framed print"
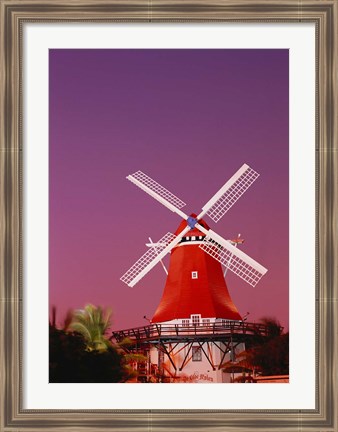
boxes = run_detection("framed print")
[0,0,337,430]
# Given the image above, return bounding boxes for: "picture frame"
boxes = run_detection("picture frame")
[0,0,337,430]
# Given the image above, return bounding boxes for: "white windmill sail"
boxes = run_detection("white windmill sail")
[199,230,267,287]
[120,227,190,287]
[127,171,187,218]
[198,164,259,223]
[122,164,268,288]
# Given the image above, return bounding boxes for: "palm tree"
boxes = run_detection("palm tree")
[260,316,284,339]
[50,304,147,382]
[222,317,289,379]
[70,304,112,351]
[113,337,147,382]
[246,317,289,376]
[49,305,73,331]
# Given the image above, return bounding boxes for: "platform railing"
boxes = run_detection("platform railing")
[111,320,273,342]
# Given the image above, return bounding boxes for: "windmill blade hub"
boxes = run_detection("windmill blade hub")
[187,215,198,229]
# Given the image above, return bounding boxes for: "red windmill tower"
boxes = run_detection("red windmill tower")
[117,164,268,383]
[151,216,242,323]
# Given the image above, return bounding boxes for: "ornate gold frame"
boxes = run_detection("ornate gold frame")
[1,0,337,430]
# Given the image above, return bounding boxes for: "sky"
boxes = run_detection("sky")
[49,49,289,332]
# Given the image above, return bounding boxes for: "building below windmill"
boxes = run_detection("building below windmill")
[112,319,269,383]
[113,218,269,383]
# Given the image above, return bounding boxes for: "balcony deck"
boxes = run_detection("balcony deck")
[111,321,271,344]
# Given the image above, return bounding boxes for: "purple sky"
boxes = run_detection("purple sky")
[49,49,289,332]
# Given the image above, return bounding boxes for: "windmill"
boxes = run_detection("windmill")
[116,164,269,382]
[121,163,267,290]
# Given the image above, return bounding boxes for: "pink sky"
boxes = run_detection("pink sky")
[49,49,289,331]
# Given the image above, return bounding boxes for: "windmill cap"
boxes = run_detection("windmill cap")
[174,214,210,237]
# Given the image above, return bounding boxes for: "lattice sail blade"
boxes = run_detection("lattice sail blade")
[120,227,190,287]
[199,230,267,287]
[200,164,259,223]
[127,171,186,215]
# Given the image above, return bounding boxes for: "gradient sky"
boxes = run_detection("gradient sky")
[49,49,289,332]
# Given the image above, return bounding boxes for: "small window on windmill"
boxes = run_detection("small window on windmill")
[182,319,190,327]
[192,346,202,362]
[191,314,200,326]
[191,271,198,279]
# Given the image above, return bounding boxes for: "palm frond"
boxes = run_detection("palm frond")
[70,304,112,352]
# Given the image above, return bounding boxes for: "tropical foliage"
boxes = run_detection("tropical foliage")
[49,305,142,383]
[69,304,112,351]
[240,316,289,377]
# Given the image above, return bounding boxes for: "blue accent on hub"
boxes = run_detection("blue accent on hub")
[187,216,198,229]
